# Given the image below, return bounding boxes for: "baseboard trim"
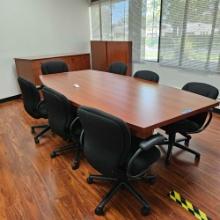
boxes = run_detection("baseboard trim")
[0,94,21,104]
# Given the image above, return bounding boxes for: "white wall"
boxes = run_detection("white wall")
[134,62,220,94]
[0,0,90,99]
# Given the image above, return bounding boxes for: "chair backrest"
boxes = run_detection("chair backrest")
[17,77,41,118]
[182,82,219,99]
[43,87,77,139]
[182,82,219,127]
[41,61,69,75]
[78,106,131,176]
[108,62,127,75]
[134,70,159,83]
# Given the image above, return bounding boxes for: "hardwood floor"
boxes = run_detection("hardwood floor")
[0,99,220,220]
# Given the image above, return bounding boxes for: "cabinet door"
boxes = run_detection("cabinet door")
[91,41,108,71]
[70,55,90,71]
[106,41,132,76]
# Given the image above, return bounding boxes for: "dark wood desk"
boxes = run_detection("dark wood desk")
[15,53,90,85]
[40,70,219,138]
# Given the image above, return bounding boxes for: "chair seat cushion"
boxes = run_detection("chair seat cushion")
[38,101,48,119]
[162,119,200,134]
[129,146,160,177]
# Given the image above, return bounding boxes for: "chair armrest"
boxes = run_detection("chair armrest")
[38,85,44,90]
[139,134,166,151]
[80,130,84,146]
[192,110,213,134]
[69,117,84,148]
[127,134,165,178]
[69,117,80,133]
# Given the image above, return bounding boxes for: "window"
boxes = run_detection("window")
[160,0,220,73]
[100,0,111,40]
[112,0,129,40]
[90,0,161,62]
[90,0,220,73]
[90,2,101,40]
[145,0,161,61]
[90,0,128,41]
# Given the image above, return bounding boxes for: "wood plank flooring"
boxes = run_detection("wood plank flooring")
[0,99,219,220]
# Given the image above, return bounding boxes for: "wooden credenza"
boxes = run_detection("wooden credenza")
[15,53,90,85]
[91,41,132,76]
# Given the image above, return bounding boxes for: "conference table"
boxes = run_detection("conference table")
[40,70,219,138]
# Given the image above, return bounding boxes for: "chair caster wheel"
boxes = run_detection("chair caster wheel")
[147,176,156,185]
[87,176,94,184]
[31,128,35,134]
[141,206,150,216]
[165,159,170,166]
[72,161,79,170]
[34,138,39,144]
[120,184,125,190]
[50,151,57,158]
[95,207,104,216]
[184,140,189,147]
[195,154,200,161]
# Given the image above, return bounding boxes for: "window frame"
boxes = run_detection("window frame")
[144,0,163,62]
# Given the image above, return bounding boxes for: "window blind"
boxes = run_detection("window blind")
[209,2,220,73]
[160,0,220,73]
[90,0,129,41]
[128,0,146,61]
[90,2,101,40]
[112,0,129,40]
[100,0,112,40]
[145,0,161,61]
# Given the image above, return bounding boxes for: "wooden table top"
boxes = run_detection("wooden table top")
[40,70,219,138]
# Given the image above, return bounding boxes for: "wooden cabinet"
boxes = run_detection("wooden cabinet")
[91,41,132,76]
[15,53,90,85]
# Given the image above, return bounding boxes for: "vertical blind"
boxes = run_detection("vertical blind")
[128,0,147,61]
[90,0,129,41]
[145,0,161,61]
[90,2,101,40]
[111,0,129,40]
[160,0,220,73]
[129,0,161,61]
[100,0,112,40]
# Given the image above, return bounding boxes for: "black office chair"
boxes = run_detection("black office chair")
[17,77,50,144]
[134,70,159,83]
[42,87,82,169]
[41,61,69,75]
[108,62,127,75]
[78,106,165,216]
[162,82,219,164]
